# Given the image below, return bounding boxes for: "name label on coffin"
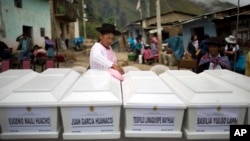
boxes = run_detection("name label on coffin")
[131,108,176,131]
[70,106,115,133]
[7,107,52,132]
[196,107,240,132]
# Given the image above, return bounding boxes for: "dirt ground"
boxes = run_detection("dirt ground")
[58,47,178,71]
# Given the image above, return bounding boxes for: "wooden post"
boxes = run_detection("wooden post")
[234,0,240,71]
[156,0,162,63]
[82,0,87,38]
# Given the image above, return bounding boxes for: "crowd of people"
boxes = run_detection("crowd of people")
[127,33,159,65]
[184,33,250,76]
[126,30,249,77]
[0,33,59,70]
[1,23,250,77]
[127,32,250,76]
[2,32,79,64]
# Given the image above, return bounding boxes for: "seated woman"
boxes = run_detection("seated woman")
[143,44,154,65]
[186,34,199,60]
[198,37,231,73]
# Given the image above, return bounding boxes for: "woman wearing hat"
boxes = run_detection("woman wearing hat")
[89,23,124,74]
[198,37,231,73]
[224,35,240,70]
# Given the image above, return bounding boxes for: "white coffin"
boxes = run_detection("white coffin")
[159,70,248,140]
[122,71,186,138]
[0,69,39,138]
[0,68,80,139]
[59,69,122,140]
[0,69,39,100]
[202,69,250,125]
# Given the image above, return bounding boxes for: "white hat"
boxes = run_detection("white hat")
[225,35,236,44]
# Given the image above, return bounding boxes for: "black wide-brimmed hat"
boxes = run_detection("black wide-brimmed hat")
[206,37,226,47]
[96,23,121,35]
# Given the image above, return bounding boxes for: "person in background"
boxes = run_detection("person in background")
[245,51,250,76]
[224,35,240,70]
[143,44,154,65]
[89,23,124,74]
[134,35,143,62]
[128,36,135,52]
[58,33,67,51]
[199,34,210,57]
[0,39,10,59]
[45,36,55,58]
[151,33,158,56]
[198,37,231,73]
[16,33,33,61]
[30,45,39,60]
[186,34,199,59]
[73,36,84,51]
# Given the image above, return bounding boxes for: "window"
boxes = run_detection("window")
[14,0,22,8]
[40,28,45,37]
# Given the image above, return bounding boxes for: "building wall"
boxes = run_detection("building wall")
[164,26,182,37]
[74,19,80,38]
[50,0,77,49]
[143,12,195,44]
[182,20,216,50]
[0,0,51,49]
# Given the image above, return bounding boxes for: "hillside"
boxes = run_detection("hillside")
[82,0,235,38]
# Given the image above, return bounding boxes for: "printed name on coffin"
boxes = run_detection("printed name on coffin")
[197,117,238,125]
[8,117,51,126]
[71,117,113,126]
[133,116,174,124]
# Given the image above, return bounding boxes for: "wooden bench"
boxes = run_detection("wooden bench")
[177,59,198,73]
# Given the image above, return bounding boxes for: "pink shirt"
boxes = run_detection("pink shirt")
[151,36,158,44]
[105,47,117,64]
[143,49,153,60]
[89,42,117,70]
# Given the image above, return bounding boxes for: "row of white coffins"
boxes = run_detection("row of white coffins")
[0,68,249,140]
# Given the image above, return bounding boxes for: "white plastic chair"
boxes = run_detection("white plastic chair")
[71,66,87,74]
[122,66,141,73]
[150,64,170,75]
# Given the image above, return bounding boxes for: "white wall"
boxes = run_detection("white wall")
[0,0,51,49]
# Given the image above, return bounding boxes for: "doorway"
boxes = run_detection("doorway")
[191,27,204,42]
[23,25,33,39]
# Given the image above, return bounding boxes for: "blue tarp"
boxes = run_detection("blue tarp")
[235,54,246,74]
[73,36,84,45]
[163,35,184,60]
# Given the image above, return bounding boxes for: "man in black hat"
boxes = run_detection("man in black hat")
[198,37,231,73]
[89,23,124,74]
